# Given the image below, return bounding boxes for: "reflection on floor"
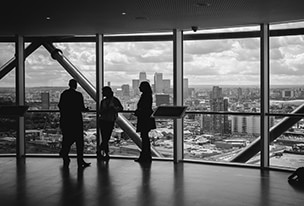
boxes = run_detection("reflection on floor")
[0,157,303,206]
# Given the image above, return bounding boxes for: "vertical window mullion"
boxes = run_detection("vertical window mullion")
[260,24,270,168]
[173,29,184,163]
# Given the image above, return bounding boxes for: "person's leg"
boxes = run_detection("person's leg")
[76,133,90,167]
[97,125,103,158]
[60,133,73,167]
[135,130,152,162]
[100,121,114,160]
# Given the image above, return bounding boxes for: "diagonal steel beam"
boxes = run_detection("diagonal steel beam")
[231,103,304,163]
[42,42,163,157]
[0,42,42,80]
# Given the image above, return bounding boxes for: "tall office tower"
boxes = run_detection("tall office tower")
[211,86,222,99]
[208,86,230,135]
[183,78,189,99]
[41,92,50,109]
[139,72,147,83]
[155,94,170,106]
[132,79,140,96]
[237,87,242,100]
[154,72,163,93]
[121,84,130,97]
[163,79,171,93]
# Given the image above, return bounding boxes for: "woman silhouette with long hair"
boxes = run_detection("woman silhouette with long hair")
[134,81,156,163]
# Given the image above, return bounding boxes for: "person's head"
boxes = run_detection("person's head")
[68,79,77,89]
[139,81,152,94]
[102,86,114,98]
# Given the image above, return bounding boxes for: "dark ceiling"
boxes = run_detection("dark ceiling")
[1,0,304,36]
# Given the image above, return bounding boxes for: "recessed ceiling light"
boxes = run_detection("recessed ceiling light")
[195,2,211,7]
[122,12,126,15]
[46,16,51,20]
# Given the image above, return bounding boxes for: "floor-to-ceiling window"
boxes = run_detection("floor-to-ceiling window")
[0,42,16,154]
[269,21,304,169]
[24,43,96,155]
[183,26,262,164]
[104,34,174,158]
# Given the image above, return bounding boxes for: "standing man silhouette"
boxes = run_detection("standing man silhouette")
[58,79,90,168]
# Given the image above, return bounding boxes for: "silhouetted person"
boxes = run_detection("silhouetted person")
[134,81,156,163]
[58,79,90,168]
[288,167,304,186]
[97,86,123,160]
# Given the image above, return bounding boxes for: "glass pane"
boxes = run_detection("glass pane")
[184,114,263,163]
[25,45,96,110]
[183,38,260,112]
[104,41,173,158]
[0,42,16,154]
[270,32,304,169]
[270,20,304,30]
[269,115,304,169]
[53,43,96,88]
[270,35,304,114]
[25,111,97,155]
[25,44,96,154]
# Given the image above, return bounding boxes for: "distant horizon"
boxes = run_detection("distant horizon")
[1,84,304,89]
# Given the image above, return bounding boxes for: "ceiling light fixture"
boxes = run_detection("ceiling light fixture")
[195,2,211,7]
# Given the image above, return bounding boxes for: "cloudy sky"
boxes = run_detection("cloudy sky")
[1,22,304,88]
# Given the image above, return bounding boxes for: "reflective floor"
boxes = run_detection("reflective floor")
[0,157,303,206]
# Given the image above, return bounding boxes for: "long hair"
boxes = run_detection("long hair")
[139,81,152,95]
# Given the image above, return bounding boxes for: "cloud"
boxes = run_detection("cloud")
[0,43,15,66]
[184,40,233,55]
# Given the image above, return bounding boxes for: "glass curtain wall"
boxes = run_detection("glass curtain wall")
[183,28,261,164]
[2,21,304,170]
[0,42,16,154]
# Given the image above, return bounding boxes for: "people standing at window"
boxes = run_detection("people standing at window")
[134,81,156,163]
[58,79,91,168]
[97,86,123,161]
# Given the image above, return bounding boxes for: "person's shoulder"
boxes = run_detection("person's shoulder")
[74,90,83,96]
[113,96,121,101]
[60,89,69,95]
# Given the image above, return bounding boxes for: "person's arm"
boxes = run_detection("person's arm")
[114,97,123,112]
[80,93,89,112]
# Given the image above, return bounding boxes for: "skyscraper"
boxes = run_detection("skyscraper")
[183,78,189,99]
[121,84,130,97]
[139,72,147,83]
[154,72,163,93]
[132,79,140,96]
[41,92,50,109]
[208,86,230,135]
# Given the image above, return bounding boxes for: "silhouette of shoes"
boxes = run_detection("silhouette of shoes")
[78,161,91,168]
[63,158,70,167]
